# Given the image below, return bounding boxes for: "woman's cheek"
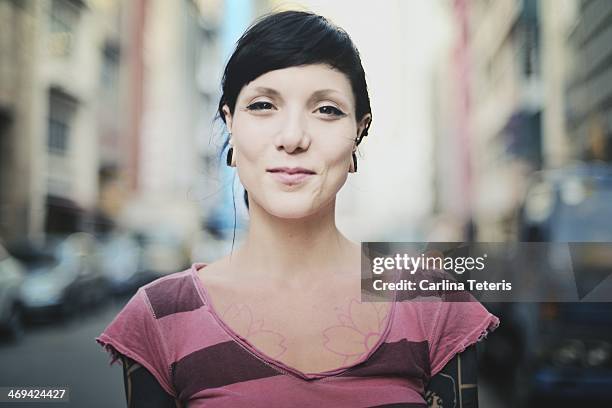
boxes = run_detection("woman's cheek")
[323,161,351,196]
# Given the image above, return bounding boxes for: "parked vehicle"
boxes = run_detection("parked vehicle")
[0,243,26,341]
[483,163,612,405]
[14,233,110,321]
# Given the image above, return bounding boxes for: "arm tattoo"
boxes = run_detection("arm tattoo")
[120,355,182,408]
[425,345,479,408]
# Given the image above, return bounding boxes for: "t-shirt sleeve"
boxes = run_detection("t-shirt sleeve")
[427,295,500,377]
[95,287,175,397]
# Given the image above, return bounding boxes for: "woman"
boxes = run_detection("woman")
[96,10,499,407]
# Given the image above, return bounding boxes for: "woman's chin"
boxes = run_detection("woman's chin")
[265,204,317,220]
[257,195,322,220]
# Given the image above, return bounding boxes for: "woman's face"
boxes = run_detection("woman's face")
[223,64,371,219]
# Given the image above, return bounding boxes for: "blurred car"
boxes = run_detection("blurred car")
[0,243,26,341]
[136,228,191,277]
[14,233,110,321]
[98,232,155,296]
[485,163,612,405]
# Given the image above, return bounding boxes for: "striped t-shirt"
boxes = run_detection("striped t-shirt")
[96,263,499,407]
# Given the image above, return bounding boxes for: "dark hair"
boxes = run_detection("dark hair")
[217,10,372,209]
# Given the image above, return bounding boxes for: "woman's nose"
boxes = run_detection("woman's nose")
[274,109,311,153]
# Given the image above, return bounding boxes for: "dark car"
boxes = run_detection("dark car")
[13,233,110,322]
[483,163,612,405]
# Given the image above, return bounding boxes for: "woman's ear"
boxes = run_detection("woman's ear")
[356,113,372,143]
[222,104,233,133]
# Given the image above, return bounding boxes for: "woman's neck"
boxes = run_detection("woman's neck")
[230,198,361,289]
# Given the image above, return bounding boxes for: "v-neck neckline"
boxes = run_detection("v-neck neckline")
[189,263,398,381]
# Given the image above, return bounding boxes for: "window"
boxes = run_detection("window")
[100,42,120,90]
[49,0,82,57]
[47,89,77,155]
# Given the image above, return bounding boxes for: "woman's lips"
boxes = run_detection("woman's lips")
[267,169,314,186]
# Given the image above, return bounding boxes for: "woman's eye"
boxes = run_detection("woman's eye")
[246,101,274,111]
[317,106,345,116]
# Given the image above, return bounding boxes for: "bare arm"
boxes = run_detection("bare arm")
[425,344,479,408]
[120,354,182,408]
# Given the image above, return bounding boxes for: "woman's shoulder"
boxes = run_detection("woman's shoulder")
[136,264,207,319]
[136,256,242,319]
